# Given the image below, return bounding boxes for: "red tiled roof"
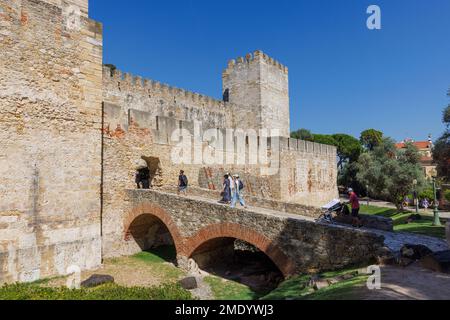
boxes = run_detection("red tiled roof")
[395,141,432,149]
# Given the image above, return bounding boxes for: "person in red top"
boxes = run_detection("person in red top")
[348,188,362,227]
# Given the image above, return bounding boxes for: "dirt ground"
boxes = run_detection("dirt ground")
[357,263,450,300]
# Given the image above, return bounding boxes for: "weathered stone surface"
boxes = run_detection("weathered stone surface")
[420,250,450,274]
[400,244,433,261]
[81,274,115,288]
[376,247,397,266]
[179,277,199,290]
[313,279,330,290]
[0,0,103,283]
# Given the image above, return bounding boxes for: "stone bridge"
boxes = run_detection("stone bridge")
[117,189,388,277]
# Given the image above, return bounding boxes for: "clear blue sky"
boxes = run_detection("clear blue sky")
[90,0,450,142]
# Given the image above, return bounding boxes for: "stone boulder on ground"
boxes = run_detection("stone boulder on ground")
[81,274,115,288]
[376,246,397,266]
[313,279,329,290]
[179,276,199,290]
[400,244,433,261]
[406,214,422,224]
[420,250,450,274]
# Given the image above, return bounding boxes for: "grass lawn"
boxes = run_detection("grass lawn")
[0,247,192,300]
[261,268,368,300]
[204,276,258,300]
[359,205,446,239]
[0,282,192,300]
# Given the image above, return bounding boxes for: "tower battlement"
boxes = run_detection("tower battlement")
[223,50,288,77]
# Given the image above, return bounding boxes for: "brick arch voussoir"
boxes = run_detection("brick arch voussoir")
[123,203,183,254]
[185,223,296,277]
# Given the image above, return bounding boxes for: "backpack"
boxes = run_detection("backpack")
[181,175,188,186]
[238,180,244,191]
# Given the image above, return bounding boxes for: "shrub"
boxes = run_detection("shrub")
[419,189,434,201]
[444,189,450,202]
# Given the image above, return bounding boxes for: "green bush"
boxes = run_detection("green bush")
[419,189,434,201]
[444,190,450,202]
[0,282,193,300]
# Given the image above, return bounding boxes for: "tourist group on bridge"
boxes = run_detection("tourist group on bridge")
[219,173,247,209]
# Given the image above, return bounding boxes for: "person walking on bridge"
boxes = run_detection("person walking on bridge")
[231,174,247,209]
[178,170,188,196]
[220,174,232,204]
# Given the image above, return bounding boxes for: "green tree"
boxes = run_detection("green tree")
[331,134,363,170]
[291,128,313,141]
[360,129,383,151]
[355,138,426,210]
[433,96,450,181]
[443,104,450,127]
[312,134,336,146]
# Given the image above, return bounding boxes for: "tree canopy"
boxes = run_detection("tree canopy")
[355,138,426,210]
[443,104,450,127]
[290,130,363,170]
[312,134,336,146]
[432,92,450,181]
[291,128,313,141]
[360,129,383,151]
[331,134,363,170]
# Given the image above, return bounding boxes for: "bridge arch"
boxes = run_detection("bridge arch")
[184,223,296,277]
[123,203,183,255]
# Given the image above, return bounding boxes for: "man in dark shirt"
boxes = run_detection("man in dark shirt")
[178,170,188,195]
[348,188,362,227]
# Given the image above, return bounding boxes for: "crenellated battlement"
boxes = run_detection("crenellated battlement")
[103,65,228,110]
[222,50,288,78]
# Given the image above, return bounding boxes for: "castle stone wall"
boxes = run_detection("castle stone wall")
[278,139,339,206]
[0,0,102,283]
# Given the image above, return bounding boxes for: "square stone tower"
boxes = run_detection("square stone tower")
[222,50,290,137]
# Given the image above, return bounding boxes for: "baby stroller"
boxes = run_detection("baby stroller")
[316,199,350,224]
